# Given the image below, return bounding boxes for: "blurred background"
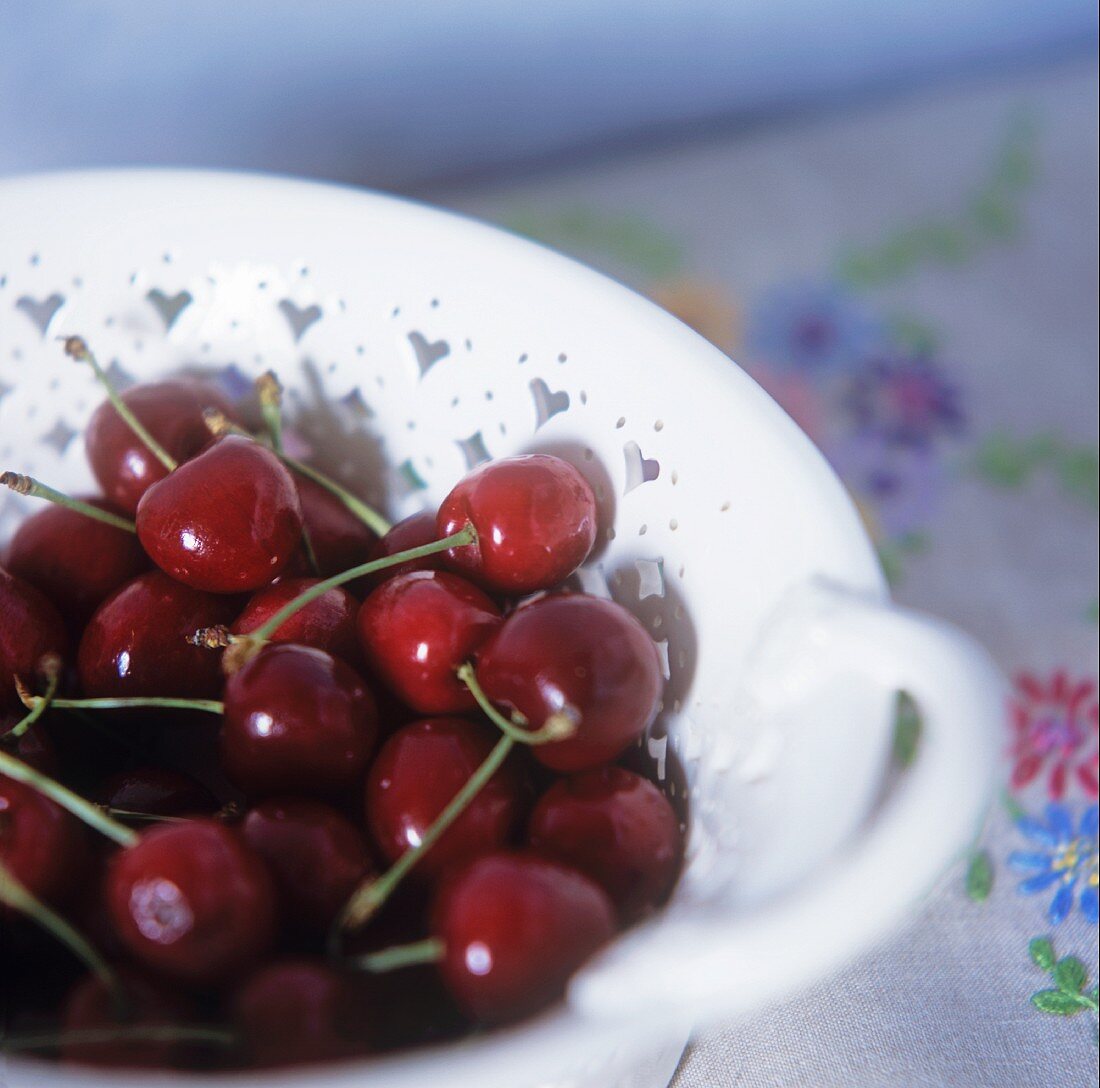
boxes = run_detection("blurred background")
[2,4,1098,1086]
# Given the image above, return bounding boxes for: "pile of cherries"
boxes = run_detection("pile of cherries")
[0,338,683,1070]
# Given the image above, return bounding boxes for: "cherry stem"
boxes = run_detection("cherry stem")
[347,937,445,974]
[247,524,476,645]
[62,336,178,472]
[107,807,191,825]
[0,749,138,848]
[334,733,515,939]
[456,662,577,745]
[255,370,284,454]
[0,473,137,533]
[0,857,127,1012]
[19,694,224,716]
[10,655,61,738]
[205,406,393,537]
[0,1024,237,1053]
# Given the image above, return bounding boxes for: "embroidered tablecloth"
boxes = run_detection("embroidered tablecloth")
[427,55,1099,1086]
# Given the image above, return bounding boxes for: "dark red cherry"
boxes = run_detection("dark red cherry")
[366,718,524,880]
[241,798,372,936]
[5,499,149,631]
[86,379,239,515]
[136,435,303,593]
[528,767,682,923]
[362,510,441,590]
[432,852,615,1024]
[477,594,661,772]
[232,577,361,667]
[222,644,378,797]
[296,473,379,579]
[105,820,276,986]
[231,960,361,1067]
[0,567,67,714]
[0,776,85,903]
[78,571,239,699]
[93,766,219,818]
[62,969,195,1068]
[437,454,597,594]
[357,571,502,715]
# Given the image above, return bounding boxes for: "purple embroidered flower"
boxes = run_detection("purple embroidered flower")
[747,282,883,374]
[843,354,965,448]
[1008,802,1099,926]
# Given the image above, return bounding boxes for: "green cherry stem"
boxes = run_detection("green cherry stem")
[0,749,138,848]
[456,662,577,745]
[0,473,137,533]
[0,857,127,1011]
[19,692,224,716]
[347,938,445,974]
[1,1024,237,1053]
[255,370,285,454]
[334,733,515,939]
[9,656,61,738]
[62,336,178,472]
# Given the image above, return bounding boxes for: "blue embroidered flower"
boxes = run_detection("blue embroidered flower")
[1008,802,1099,926]
[843,353,965,448]
[747,282,883,374]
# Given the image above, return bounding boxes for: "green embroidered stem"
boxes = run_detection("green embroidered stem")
[62,336,178,472]
[456,662,576,745]
[334,733,515,938]
[8,656,61,739]
[0,473,137,533]
[0,749,137,848]
[1,1024,237,1053]
[347,938,445,974]
[0,857,126,1011]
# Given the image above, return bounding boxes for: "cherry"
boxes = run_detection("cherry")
[136,435,303,593]
[437,454,597,594]
[241,798,373,936]
[221,644,378,797]
[105,820,276,986]
[4,499,149,631]
[528,767,682,923]
[361,510,442,590]
[0,566,67,715]
[295,473,379,579]
[232,577,361,667]
[366,718,524,881]
[78,571,239,700]
[61,969,195,1068]
[92,767,220,818]
[85,379,238,515]
[476,594,662,772]
[431,852,615,1024]
[357,571,502,715]
[231,959,361,1067]
[0,776,85,903]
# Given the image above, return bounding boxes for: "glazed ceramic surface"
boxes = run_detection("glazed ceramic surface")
[0,171,1003,1088]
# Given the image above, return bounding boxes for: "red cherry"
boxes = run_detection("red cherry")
[105,820,276,986]
[357,571,502,715]
[528,767,682,923]
[362,510,441,590]
[241,798,373,936]
[231,959,361,1067]
[0,566,67,714]
[136,435,303,593]
[366,718,524,881]
[0,776,85,902]
[232,577,361,667]
[61,969,195,1068]
[93,766,220,818]
[296,473,379,579]
[436,454,596,594]
[476,594,662,772]
[86,380,238,515]
[4,500,149,631]
[78,571,239,699]
[222,644,378,797]
[432,852,615,1023]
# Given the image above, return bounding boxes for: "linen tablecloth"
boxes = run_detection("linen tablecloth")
[427,55,1099,1086]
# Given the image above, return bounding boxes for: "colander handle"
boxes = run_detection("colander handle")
[570,581,1004,1028]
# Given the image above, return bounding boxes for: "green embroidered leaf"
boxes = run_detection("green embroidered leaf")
[1002,791,1027,822]
[973,432,1032,487]
[1053,956,1088,995]
[1031,989,1084,1016]
[1029,937,1055,970]
[1057,447,1099,512]
[965,851,994,902]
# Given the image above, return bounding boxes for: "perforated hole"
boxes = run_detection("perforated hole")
[407,330,450,377]
[623,441,660,493]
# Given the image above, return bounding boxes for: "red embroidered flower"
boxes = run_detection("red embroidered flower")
[1010,671,1099,799]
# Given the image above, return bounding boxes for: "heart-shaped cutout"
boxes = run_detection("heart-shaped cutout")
[15,293,64,337]
[146,288,193,330]
[456,431,491,470]
[408,330,450,377]
[529,378,570,429]
[623,441,660,493]
[278,300,323,343]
